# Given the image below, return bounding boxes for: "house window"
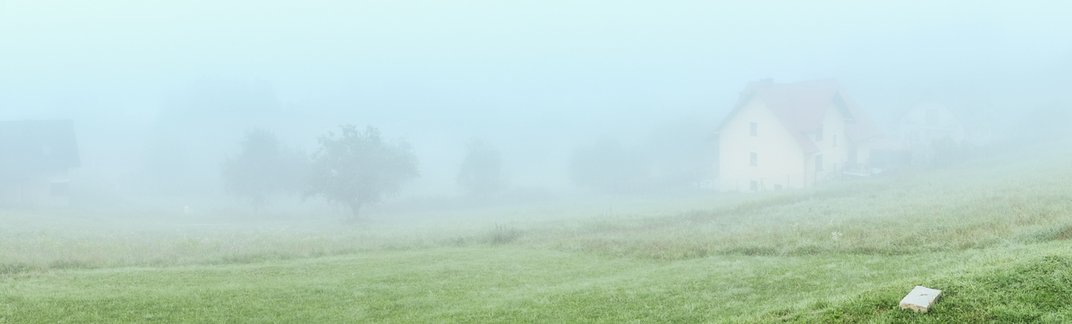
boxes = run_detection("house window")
[815,155,824,172]
[750,180,758,191]
[750,122,758,137]
[750,152,758,167]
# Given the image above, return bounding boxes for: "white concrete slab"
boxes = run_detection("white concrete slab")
[899,286,942,313]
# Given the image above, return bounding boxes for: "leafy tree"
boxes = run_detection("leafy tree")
[307,125,418,221]
[457,140,506,196]
[222,129,306,207]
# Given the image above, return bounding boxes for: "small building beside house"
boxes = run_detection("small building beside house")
[715,79,881,192]
[0,119,80,207]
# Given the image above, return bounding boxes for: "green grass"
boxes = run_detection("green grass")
[3,243,1071,323]
[3,145,1072,322]
[774,254,1072,323]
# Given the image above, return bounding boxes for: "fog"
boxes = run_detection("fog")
[2,1,1071,220]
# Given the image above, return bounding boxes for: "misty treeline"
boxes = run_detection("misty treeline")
[219,119,713,221]
[456,140,506,196]
[38,76,1068,223]
[569,119,715,194]
[57,79,727,223]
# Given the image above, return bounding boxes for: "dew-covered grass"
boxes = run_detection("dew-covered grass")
[3,145,1072,322]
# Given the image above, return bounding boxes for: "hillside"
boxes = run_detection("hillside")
[3,145,1072,323]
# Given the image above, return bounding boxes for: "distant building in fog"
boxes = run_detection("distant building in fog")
[898,103,966,166]
[715,79,881,192]
[0,119,80,207]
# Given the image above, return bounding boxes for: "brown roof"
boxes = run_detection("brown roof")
[719,79,881,154]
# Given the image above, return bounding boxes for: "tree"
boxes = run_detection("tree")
[306,125,418,221]
[222,129,306,207]
[457,140,506,196]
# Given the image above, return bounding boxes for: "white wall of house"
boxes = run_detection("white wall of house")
[717,97,879,192]
[718,100,806,192]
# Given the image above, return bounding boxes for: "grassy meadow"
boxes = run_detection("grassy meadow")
[3,144,1072,323]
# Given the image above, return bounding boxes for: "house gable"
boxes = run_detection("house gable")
[718,96,808,191]
[716,79,881,191]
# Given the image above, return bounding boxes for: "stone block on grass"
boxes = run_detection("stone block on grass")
[899,286,942,313]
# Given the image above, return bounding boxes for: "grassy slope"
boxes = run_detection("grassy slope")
[775,254,1072,323]
[3,146,1072,322]
[4,243,1070,323]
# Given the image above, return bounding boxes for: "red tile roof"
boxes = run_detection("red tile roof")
[720,79,881,154]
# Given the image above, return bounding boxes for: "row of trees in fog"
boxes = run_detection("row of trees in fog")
[222,125,502,221]
[221,120,713,221]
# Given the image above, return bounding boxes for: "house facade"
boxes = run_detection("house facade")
[716,80,879,192]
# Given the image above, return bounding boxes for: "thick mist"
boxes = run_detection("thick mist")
[2,1,1070,219]
[6,2,1072,321]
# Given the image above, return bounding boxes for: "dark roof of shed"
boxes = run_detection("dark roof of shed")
[0,119,80,179]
